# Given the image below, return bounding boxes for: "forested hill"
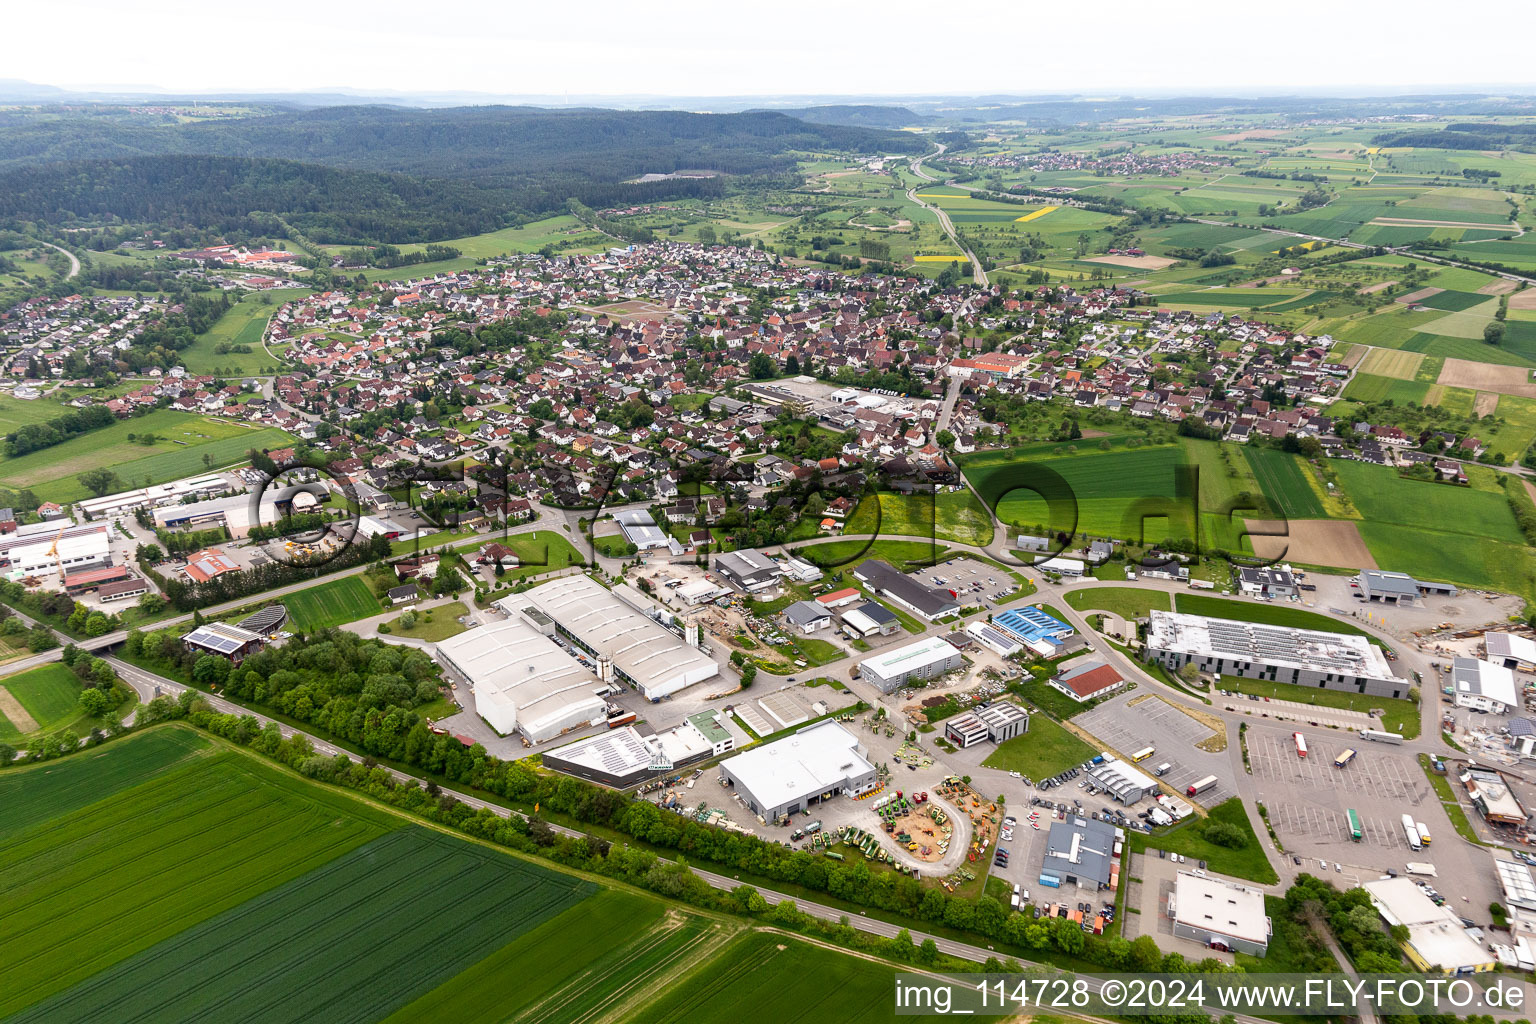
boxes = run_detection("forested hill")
[0,105,920,245]
[0,105,922,179]
[749,105,925,128]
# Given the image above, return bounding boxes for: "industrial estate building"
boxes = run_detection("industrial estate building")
[436,619,607,742]
[1169,871,1271,956]
[944,702,1029,748]
[1357,570,1458,605]
[1041,816,1120,891]
[615,509,670,552]
[858,635,964,693]
[1050,658,1126,703]
[840,602,901,638]
[516,574,718,700]
[965,620,1023,656]
[719,720,878,821]
[1450,657,1519,714]
[993,606,1077,656]
[1085,756,1160,805]
[1144,611,1406,699]
[0,523,110,582]
[1365,877,1496,975]
[1461,764,1529,825]
[1486,633,1536,672]
[853,560,959,621]
[151,482,328,538]
[542,712,734,787]
[714,549,783,592]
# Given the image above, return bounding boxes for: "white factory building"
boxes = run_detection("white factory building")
[1169,871,1271,956]
[1365,877,1496,975]
[516,574,719,700]
[0,523,110,582]
[1450,657,1519,714]
[719,720,879,821]
[857,635,964,694]
[436,619,607,743]
[151,482,329,538]
[76,473,230,520]
[1144,610,1406,699]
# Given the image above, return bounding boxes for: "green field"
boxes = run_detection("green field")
[982,711,1096,778]
[630,931,978,1024]
[283,574,381,631]
[1242,447,1326,519]
[0,663,94,741]
[967,444,1196,544]
[381,601,470,642]
[183,290,310,375]
[0,728,211,840]
[1331,460,1523,544]
[1064,587,1171,618]
[1355,521,1536,598]
[0,407,291,504]
[1131,797,1278,885]
[843,490,995,546]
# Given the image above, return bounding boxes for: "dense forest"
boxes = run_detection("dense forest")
[0,106,918,243]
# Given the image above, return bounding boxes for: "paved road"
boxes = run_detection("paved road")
[908,144,989,287]
[39,240,80,279]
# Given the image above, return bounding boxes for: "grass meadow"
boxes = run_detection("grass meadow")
[0,663,94,742]
[282,575,382,631]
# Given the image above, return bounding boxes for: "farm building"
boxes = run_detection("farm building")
[857,635,963,694]
[518,574,718,700]
[1357,570,1457,605]
[714,549,783,592]
[719,720,878,821]
[1450,657,1518,715]
[181,622,266,664]
[1050,659,1126,703]
[852,560,959,621]
[435,619,606,743]
[1365,877,1495,975]
[1144,611,1406,699]
[1169,871,1270,957]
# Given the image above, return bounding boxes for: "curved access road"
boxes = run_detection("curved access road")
[39,241,81,280]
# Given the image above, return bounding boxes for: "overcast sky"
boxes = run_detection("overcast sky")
[13,0,1535,99]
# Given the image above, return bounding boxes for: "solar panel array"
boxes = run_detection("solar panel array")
[183,625,250,654]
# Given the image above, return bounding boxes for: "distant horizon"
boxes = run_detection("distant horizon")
[7,77,1536,111]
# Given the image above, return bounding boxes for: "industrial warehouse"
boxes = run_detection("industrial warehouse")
[1143,611,1407,699]
[857,635,964,693]
[516,574,719,700]
[435,619,607,743]
[0,522,110,582]
[719,720,878,822]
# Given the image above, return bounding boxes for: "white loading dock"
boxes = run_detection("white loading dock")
[517,574,719,700]
[435,620,607,742]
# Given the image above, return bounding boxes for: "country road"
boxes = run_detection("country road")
[39,240,80,279]
[908,144,989,286]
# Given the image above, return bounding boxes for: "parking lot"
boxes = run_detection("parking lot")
[924,556,1021,610]
[1076,694,1235,806]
